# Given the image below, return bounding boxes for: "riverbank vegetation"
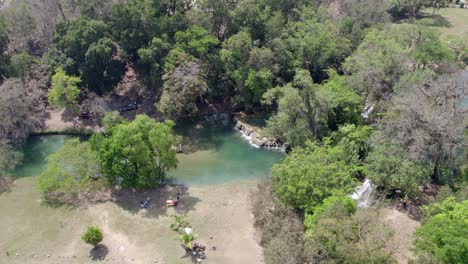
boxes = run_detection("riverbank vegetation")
[0,0,467,263]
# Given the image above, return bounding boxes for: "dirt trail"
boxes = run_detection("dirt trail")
[380,208,420,264]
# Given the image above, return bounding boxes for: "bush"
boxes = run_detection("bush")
[415,199,468,263]
[251,178,305,264]
[82,226,103,247]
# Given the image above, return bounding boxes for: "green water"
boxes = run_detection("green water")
[10,124,282,185]
[10,135,69,178]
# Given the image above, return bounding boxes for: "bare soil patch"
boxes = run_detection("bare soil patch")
[380,208,421,264]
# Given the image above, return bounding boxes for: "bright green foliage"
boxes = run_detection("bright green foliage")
[332,124,372,164]
[290,8,352,79]
[102,111,127,133]
[37,139,101,203]
[400,24,454,69]
[178,233,197,249]
[158,60,208,119]
[415,199,468,264]
[91,115,178,188]
[48,68,81,112]
[175,26,219,57]
[9,52,37,80]
[82,226,103,247]
[243,68,273,108]
[365,144,430,196]
[0,139,23,172]
[137,37,171,82]
[170,214,190,232]
[303,194,356,234]
[0,16,9,78]
[272,140,357,212]
[317,70,363,131]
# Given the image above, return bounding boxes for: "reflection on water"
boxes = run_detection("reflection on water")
[10,122,282,185]
[10,135,69,178]
[170,121,283,185]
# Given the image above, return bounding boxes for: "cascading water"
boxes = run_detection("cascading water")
[351,179,374,208]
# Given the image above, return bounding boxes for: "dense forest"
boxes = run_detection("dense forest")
[0,0,467,263]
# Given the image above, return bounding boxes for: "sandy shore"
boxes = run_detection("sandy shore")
[0,178,263,264]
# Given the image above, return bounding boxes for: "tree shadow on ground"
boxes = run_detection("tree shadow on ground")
[112,184,200,219]
[416,13,452,28]
[89,244,109,261]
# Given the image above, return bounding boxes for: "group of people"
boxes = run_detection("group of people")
[191,241,207,262]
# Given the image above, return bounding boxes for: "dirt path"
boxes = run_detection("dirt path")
[380,208,421,264]
[41,109,101,133]
[0,178,263,264]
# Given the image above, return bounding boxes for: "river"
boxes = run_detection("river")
[10,122,282,185]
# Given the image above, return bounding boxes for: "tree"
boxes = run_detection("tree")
[303,194,356,233]
[304,209,396,263]
[82,37,125,93]
[344,27,408,101]
[382,73,467,184]
[272,140,357,212]
[415,199,468,264]
[9,52,37,80]
[263,84,314,147]
[137,37,171,83]
[365,143,431,196]
[158,60,208,119]
[91,115,178,188]
[0,139,23,172]
[37,138,102,204]
[0,78,38,144]
[48,68,80,112]
[82,226,103,248]
[102,111,126,133]
[174,26,219,58]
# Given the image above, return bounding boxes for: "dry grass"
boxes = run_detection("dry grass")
[0,177,263,264]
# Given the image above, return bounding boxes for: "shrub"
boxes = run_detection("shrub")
[82,226,103,247]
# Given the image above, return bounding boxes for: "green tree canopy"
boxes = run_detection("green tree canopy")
[415,199,468,264]
[48,68,81,112]
[82,226,103,247]
[37,138,102,204]
[91,115,178,188]
[365,143,431,196]
[158,60,208,119]
[175,26,219,58]
[272,140,357,212]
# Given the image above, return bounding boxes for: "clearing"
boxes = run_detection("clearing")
[0,178,263,264]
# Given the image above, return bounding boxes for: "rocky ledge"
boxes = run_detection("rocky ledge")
[233,115,284,150]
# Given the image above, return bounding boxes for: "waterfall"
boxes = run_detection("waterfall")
[351,179,374,208]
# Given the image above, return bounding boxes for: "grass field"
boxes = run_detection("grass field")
[418,7,468,38]
[0,178,263,264]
